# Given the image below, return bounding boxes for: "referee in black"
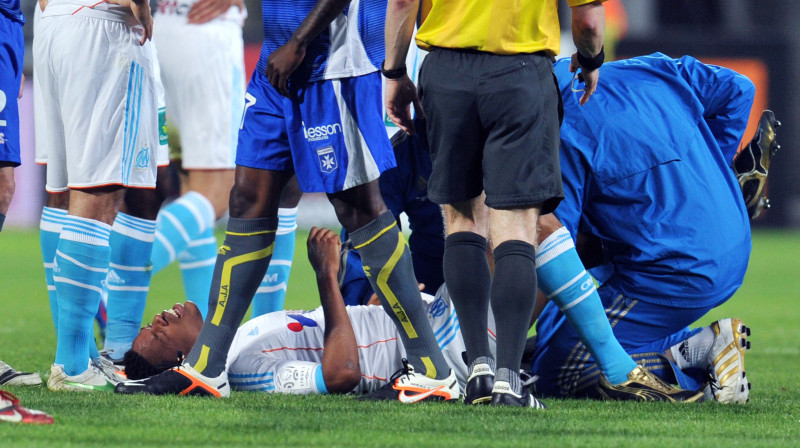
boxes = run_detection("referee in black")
[383,0,606,407]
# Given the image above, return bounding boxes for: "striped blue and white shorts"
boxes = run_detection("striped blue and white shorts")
[34,14,158,192]
[236,70,396,194]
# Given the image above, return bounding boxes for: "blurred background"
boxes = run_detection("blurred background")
[7,0,800,229]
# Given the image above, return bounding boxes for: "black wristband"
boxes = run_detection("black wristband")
[381,60,407,79]
[576,46,605,71]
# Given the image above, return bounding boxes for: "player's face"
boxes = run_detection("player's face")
[131,301,204,366]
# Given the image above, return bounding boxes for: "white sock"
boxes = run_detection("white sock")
[669,326,715,370]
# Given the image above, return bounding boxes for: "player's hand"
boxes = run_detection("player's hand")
[569,52,599,106]
[187,0,243,24]
[385,74,424,135]
[18,74,25,99]
[108,0,153,44]
[307,227,342,279]
[266,39,305,97]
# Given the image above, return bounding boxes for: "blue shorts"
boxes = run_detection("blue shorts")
[0,15,23,166]
[530,284,714,397]
[236,70,396,193]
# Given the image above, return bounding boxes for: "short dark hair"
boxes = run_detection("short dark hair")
[122,350,181,380]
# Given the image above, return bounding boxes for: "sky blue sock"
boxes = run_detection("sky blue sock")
[536,227,637,385]
[151,191,215,274]
[53,216,111,376]
[104,212,156,359]
[40,206,67,331]
[251,207,297,317]
[177,227,217,318]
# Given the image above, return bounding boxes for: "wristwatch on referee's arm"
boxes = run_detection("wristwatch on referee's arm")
[381,60,407,80]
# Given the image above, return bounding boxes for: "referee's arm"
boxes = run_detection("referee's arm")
[570,1,605,105]
[384,0,423,134]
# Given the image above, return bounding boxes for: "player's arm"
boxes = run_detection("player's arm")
[267,0,352,96]
[675,56,756,164]
[187,0,244,24]
[569,1,605,105]
[308,227,362,393]
[384,0,423,134]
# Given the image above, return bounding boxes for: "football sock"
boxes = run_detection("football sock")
[40,206,68,330]
[0,212,5,231]
[53,216,111,376]
[669,326,714,370]
[251,207,297,317]
[536,227,636,385]
[491,240,537,377]
[177,227,217,318]
[104,212,156,360]
[495,367,522,395]
[151,191,215,274]
[350,212,449,380]
[185,217,277,377]
[443,232,492,364]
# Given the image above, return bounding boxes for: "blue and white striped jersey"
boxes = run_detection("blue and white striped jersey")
[256,0,386,83]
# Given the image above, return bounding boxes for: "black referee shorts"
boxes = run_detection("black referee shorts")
[419,48,563,213]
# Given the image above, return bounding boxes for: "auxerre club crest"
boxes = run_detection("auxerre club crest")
[316,146,337,173]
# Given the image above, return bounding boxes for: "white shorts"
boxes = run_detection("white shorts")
[34,15,159,192]
[153,17,244,170]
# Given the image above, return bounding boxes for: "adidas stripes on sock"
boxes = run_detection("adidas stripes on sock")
[40,206,68,331]
[536,227,636,384]
[53,216,112,376]
[104,212,156,359]
[151,191,215,274]
[177,227,217,318]
[669,326,714,370]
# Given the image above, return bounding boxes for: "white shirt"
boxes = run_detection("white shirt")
[226,286,496,395]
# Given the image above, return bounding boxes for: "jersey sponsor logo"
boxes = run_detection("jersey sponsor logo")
[158,108,168,146]
[0,133,5,145]
[135,145,151,169]
[397,385,446,404]
[286,314,319,332]
[303,121,341,142]
[316,146,338,173]
[157,0,192,16]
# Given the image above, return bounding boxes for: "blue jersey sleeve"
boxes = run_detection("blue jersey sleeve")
[674,56,755,165]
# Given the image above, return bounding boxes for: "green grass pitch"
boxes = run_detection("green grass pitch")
[1,228,799,446]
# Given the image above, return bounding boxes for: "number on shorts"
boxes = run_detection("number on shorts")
[0,90,7,127]
[240,92,256,129]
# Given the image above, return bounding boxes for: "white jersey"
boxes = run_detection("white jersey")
[41,0,134,22]
[155,0,246,26]
[226,286,495,395]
